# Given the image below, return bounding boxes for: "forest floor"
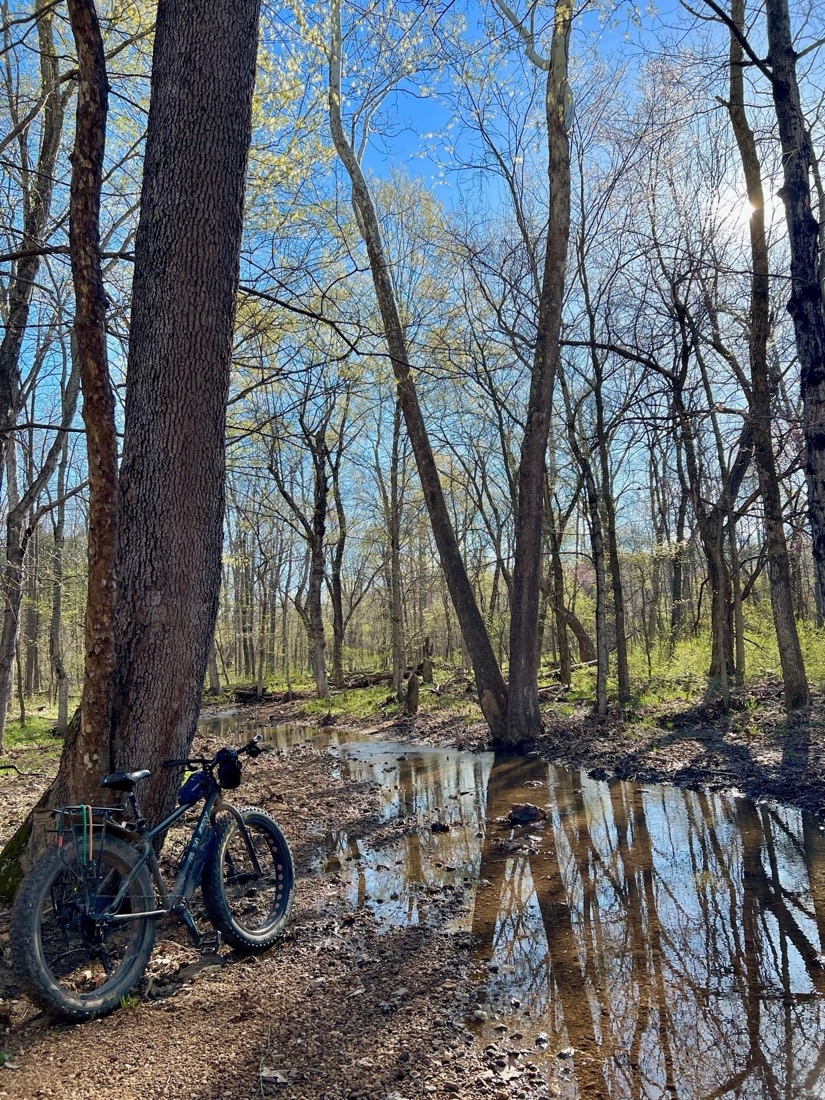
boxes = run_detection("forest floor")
[0,681,823,1099]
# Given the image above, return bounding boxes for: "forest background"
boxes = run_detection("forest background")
[0,0,824,806]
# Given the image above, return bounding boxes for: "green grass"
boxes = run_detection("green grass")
[303,684,396,721]
[3,713,62,769]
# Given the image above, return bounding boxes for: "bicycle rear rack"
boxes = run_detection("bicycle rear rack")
[54,805,126,866]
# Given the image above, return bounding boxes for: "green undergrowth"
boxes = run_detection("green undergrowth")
[3,714,62,769]
[624,617,825,708]
[303,685,393,721]
[299,679,481,725]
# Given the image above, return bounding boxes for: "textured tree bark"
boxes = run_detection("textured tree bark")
[328,0,508,739]
[49,434,70,733]
[54,0,119,804]
[763,0,825,616]
[727,0,808,709]
[110,0,261,823]
[506,0,573,743]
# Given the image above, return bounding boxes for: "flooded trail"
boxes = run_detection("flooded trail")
[201,712,825,1099]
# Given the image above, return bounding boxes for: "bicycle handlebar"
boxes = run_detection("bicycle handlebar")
[162,734,264,770]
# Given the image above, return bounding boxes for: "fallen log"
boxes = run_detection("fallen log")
[343,672,393,689]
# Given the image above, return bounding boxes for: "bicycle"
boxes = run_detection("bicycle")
[9,734,294,1022]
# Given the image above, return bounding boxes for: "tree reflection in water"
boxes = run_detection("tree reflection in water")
[472,753,825,1099]
[241,723,825,1099]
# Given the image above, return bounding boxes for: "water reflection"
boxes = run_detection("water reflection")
[202,714,825,1099]
[472,756,825,1099]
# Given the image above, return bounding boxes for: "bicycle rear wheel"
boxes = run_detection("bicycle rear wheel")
[10,834,157,1021]
[202,806,294,953]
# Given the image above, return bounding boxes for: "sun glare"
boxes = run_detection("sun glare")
[713,184,784,232]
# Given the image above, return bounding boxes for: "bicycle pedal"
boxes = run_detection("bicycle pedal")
[199,930,222,955]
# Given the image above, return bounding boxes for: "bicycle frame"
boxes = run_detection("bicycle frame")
[90,786,263,928]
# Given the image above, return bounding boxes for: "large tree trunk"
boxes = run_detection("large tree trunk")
[109,0,260,824]
[763,0,825,617]
[328,0,508,739]
[55,0,119,804]
[506,0,573,744]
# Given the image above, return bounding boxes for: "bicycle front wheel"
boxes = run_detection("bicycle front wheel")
[10,834,157,1021]
[202,806,294,953]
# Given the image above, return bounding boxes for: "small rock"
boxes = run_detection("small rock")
[507,803,547,825]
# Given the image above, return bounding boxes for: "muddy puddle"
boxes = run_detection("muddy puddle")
[200,712,825,1099]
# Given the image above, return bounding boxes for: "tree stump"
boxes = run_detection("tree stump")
[404,672,419,716]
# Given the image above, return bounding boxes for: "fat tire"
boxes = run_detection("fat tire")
[10,835,156,1021]
[202,806,294,953]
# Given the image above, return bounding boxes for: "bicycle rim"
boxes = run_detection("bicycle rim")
[209,810,293,948]
[15,837,156,1017]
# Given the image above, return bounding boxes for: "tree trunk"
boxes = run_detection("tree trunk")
[506,0,573,744]
[328,0,508,739]
[418,637,431,684]
[728,513,745,686]
[0,502,26,735]
[328,411,349,691]
[579,236,630,703]
[763,0,825,616]
[108,0,261,824]
[547,502,572,688]
[23,526,40,697]
[388,400,405,701]
[565,610,596,663]
[255,565,268,699]
[307,540,329,699]
[706,519,733,705]
[670,474,689,646]
[56,0,118,803]
[562,385,608,714]
[727,0,808,708]
[207,641,221,697]
[50,434,70,734]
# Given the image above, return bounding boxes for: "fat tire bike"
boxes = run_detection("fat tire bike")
[9,735,294,1021]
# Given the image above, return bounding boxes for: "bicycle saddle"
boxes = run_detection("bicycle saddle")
[100,769,151,791]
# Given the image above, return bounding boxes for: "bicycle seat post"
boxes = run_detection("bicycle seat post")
[127,789,147,832]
